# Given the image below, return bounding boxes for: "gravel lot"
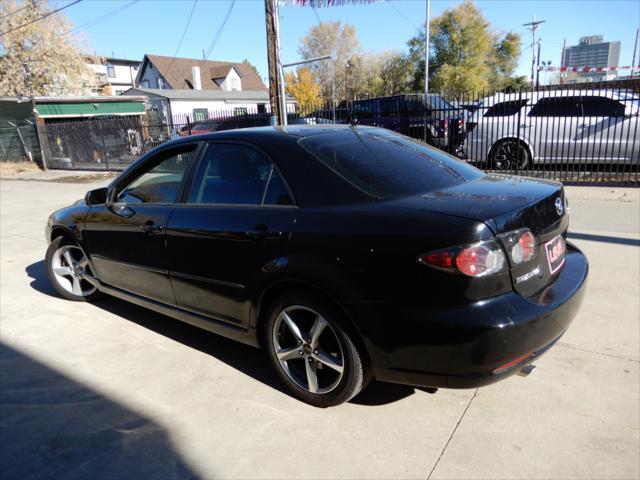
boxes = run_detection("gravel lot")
[1,176,638,479]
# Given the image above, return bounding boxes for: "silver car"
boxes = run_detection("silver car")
[465,89,639,169]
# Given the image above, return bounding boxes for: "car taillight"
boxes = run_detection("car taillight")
[418,239,507,277]
[498,229,537,265]
[439,118,449,131]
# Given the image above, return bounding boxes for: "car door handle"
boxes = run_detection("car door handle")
[245,228,283,240]
[140,222,165,234]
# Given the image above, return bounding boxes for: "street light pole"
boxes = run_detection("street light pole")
[425,0,430,95]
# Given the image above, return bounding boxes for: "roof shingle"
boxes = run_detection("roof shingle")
[143,54,266,91]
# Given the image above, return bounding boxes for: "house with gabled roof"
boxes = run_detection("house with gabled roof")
[135,54,266,92]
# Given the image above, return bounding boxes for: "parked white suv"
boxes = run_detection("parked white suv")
[465,89,639,169]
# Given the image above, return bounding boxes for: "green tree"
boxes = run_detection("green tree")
[0,0,97,96]
[406,0,521,96]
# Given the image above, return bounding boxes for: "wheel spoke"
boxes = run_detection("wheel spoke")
[309,315,328,349]
[71,276,82,295]
[276,346,300,362]
[82,273,99,287]
[281,311,303,343]
[53,266,73,276]
[305,360,318,393]
[313,349,344,373]
[78,257,89,268]
[63,250,74,267]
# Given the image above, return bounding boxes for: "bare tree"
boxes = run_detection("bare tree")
[298,21,362,103]
[0,0,97,97]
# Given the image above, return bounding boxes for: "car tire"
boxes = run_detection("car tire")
[490,139,530,170]
[264,290,368,407]
[46,236,103,302]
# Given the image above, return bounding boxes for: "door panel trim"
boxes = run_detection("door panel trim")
[170,270,246,290]
[91,254,168,275]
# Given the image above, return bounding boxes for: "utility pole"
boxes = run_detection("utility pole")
[264,0,286,125]
[523,15,546,85]
[632,27,639,77]
[424,0,430,95]
[535,39,542,88]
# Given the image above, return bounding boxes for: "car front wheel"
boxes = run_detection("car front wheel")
[265,291,367,407]
[46,236,103,302]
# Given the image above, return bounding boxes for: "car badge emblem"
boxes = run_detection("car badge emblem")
[555,197,564,216]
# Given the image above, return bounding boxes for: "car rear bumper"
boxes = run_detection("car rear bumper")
[348,242,589,389]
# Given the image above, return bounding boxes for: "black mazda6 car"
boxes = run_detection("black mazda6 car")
[45,125,588,407]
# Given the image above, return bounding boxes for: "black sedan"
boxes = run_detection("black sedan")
[45,126,588,407]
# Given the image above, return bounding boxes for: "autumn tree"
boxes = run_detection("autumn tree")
[285,67,322,115]
[298,21,363,103]
[0,0,97,97]
[406,0,521,96]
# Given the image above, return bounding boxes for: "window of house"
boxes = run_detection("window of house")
[117,146,197,204]
[157,77,165,89]
[484,99,529,117]
[581,96,625,117]
[107,63,116,78]
[528,97,583,117]
[234,107,248,116]
[193,108,208,122]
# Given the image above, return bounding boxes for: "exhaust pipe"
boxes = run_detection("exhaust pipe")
[517,364,536,377]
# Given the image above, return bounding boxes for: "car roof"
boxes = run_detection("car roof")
[479,89,633,106]
[170,124,375,144]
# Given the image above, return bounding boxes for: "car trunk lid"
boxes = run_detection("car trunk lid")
[397,174,569,297]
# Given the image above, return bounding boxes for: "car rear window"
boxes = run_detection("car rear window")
[299,128,483,198]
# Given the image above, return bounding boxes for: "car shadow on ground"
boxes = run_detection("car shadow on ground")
[26,260,429,406]
[0,342,199,479]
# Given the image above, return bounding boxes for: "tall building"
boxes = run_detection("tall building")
[561,35,621,82]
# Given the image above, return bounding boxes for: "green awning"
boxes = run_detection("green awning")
[36,101,145,118]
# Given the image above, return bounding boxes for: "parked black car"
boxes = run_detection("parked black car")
[45,126,588,407]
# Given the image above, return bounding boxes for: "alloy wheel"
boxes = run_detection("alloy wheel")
[494,140,527,170]
[51,245,98,297]
[272,305,345,394]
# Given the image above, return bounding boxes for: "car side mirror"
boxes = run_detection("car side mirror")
[85,187,108,206]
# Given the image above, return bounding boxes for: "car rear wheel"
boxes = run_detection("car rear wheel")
[46,236,103,302]
[491,139,530,170]
[265,291,367,407]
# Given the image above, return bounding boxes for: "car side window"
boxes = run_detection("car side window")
[263,169,293,206]
[188,144,273,205]
[484,99,528,117]
[581,96,625,117]
[116,146,196,204]
[528,97,582,117]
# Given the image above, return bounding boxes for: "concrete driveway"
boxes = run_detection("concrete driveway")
[1,176,638,479]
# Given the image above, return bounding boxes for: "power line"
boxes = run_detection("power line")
[385,0,421,32]
[0,1,40,21]
[66,0,139,35]
[199,0,235,68]
[1,0,83,36]
[312,5,321,25]
[165,0,198,76]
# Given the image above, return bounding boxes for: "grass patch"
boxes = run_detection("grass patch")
[0,162,41,176]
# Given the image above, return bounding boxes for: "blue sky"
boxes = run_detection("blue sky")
[64,0,640,81]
